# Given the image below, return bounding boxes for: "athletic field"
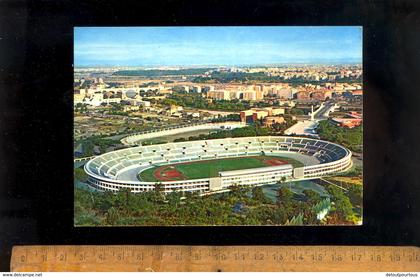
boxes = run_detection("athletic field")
[138,155,304,182]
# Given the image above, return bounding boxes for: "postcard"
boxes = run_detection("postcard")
[73,26,363,226]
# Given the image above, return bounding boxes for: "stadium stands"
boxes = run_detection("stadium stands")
[85,136,352,194]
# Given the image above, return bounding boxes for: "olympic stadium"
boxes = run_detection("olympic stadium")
[84,136,353,194]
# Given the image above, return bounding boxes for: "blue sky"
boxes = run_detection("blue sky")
[74,27,362,66]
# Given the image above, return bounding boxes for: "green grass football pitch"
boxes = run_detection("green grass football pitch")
[138,155,304,182]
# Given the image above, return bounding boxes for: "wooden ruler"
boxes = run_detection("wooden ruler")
[11,245,420,272]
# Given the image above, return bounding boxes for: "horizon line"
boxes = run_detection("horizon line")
[74,62,362,68]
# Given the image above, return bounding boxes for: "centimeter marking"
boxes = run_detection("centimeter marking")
[11,245,420,272]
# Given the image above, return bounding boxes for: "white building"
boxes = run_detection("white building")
[191,86,202,93]
[102,98,121,105]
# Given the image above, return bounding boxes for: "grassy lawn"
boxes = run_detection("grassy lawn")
[138,167,158,182]
[138,155,304,182]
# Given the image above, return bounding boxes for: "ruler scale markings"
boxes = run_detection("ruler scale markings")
[10,245,420,272]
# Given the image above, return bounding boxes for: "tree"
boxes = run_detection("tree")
[276,187,294,206]
[95,191,115,212]
[348,185,363,206]
[229,184,243,199]
[74,168,88,182]
[326,185,355,221]
[316,120,363,152]
[120,188,132,212]
[271,208,288,225]
[290,108,304,115]
[167,191,182,208]
[105,207,120,225]
[252,186,271,204]
[151,182,165,203]
[334,196,355,221]
[302,189,322,205]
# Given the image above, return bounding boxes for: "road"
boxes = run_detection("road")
[313,101,336,120]
[284,101,337,137]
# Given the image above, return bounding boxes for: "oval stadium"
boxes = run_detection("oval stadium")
[84,136,353,194]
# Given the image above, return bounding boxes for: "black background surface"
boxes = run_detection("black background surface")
[1,0,420,272]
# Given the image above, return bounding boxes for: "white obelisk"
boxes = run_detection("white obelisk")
[311,105,314,121]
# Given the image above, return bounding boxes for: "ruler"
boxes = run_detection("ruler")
[11,245,420,272]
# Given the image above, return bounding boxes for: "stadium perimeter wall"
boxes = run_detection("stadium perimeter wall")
[84,136,352,194]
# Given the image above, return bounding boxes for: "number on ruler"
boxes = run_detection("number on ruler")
[390,254,400,262]
[331,254,342,262]
[371,255,381,262]
[351,254,361,261]
[272,253,283,262]
[311,253,323,262]
[254,253,264,261]
[192,253,201,261]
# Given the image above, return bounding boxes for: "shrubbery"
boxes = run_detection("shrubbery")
[74,184,348,226]
[317,120,363,152]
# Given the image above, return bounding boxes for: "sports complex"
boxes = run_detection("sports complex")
[84,136,353,194]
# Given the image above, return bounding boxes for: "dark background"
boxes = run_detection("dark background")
[1,0,420,272]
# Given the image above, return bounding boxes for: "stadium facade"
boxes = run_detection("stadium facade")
[84,136,352,194]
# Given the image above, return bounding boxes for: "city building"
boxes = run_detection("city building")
[84,92,104,106]
[274,88,294,99]
[278,100,296,107]
[264,116,286,127]
[123,106,140,112]
[74,90,85,105]
[242,91,257,101]
[207,90,230,100]
[127,99,151,107]
[352,90,363,96]
[330,117,362,128]
[206,85,215,91]
[296,91,311,100]
[190,86,202,93]
[330,111,363,128]
[102,98,122,105]
[169,104,183,114]
[311,90,333,101]
[240,107,285,123]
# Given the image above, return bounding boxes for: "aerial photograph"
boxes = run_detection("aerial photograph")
[73,26,363,226]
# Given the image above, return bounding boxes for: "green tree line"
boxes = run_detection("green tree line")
[160,93,251,111]
[192,72,362,84]
[316,120,363,152]
[74,180,361,226]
